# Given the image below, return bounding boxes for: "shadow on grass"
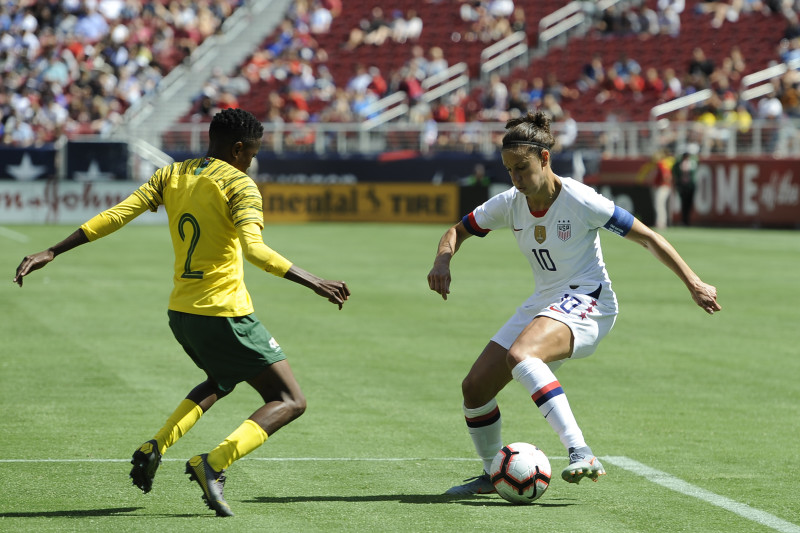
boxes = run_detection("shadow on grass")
[0,499,575,519]
[246,494,575,507]
[0,507,143,518]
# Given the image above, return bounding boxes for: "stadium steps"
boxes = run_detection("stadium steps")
[119,0,293,148]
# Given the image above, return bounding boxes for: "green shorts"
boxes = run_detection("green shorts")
[167,310,286,392]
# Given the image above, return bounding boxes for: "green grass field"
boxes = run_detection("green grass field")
[2,223,799,533]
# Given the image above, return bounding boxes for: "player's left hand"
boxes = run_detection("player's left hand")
[13,250,54,287]
[691,281,721,315]
[314,279,350,310]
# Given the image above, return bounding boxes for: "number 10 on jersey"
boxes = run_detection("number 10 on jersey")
[532,248,556,271]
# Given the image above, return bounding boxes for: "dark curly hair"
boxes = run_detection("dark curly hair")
[501,111,555,159]
[209,108,264,145]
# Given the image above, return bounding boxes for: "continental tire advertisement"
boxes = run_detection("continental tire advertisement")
[258,183,460,223]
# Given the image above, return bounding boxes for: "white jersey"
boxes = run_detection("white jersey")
[464,178,631,298]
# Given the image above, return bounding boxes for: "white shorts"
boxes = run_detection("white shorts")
[491,284,618,371]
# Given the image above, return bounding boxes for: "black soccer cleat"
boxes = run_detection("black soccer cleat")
[130,439,162,493]
[185,454,234,517]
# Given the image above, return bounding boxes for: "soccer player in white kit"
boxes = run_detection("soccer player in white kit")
[427,111,721,495]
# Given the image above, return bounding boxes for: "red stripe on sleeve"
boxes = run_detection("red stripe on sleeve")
[467,212,489,233]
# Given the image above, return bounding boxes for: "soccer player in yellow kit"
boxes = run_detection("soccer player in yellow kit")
[13,108,350,517]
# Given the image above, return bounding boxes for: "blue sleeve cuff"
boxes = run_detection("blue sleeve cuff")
[604,206,634,236]
[462,213,489,237]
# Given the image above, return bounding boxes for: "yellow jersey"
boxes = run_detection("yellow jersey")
[81,157,286,317]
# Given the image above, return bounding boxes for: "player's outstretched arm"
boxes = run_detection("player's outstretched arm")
[428,222,472,301]
[15,192,154,287]
[237,223,350,309]
[13,229,89,287]
[623,218,721,315]
[283,266,350,310]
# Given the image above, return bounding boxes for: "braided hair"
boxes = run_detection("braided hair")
[209,108,264,146]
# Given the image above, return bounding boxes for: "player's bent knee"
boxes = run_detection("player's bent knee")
[461,375,476,398]
[461,374,491,407]
[506,348,529,369]
[287,393,307,420]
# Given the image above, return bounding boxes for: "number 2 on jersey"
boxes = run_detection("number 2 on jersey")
[532,248,556,271]
[178,213,204,279]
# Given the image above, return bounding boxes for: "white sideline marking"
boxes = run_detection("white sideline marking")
[4,454,795,531]
[604,456,800,533]
[0,226,29,243]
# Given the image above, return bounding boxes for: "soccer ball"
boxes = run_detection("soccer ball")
[490,442,551,504]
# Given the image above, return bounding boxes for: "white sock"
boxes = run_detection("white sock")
[511,357,586,450]
[463,399,503,473]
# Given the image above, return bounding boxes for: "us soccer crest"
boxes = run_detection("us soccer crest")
[557,220,571,241]
[534,225,546,244]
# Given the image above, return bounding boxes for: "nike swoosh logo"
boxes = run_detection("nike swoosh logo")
[513,228,523,231]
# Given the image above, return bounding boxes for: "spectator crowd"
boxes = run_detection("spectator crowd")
[5,0,800,155]
[1,0,243,147]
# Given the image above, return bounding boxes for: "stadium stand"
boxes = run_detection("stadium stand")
[0,0,244,146]
[185,0,794,128]
[4,0,799,153]
[517,2,780,122]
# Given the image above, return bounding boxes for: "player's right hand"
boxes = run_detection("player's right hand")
[427,264,451,300]
[13,250,55,287]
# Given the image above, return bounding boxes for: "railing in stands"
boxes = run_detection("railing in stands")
[537,0,622,50]
[361,92,410,130]
[128,138,175,181]
[651,89,713,120]
[361,63,470,129]
[480,32,528,80]
[538,2,586,49]
[648,57,800,153]
[159,119,799,158]
[421,62,470,102]
[741,57,800,101]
